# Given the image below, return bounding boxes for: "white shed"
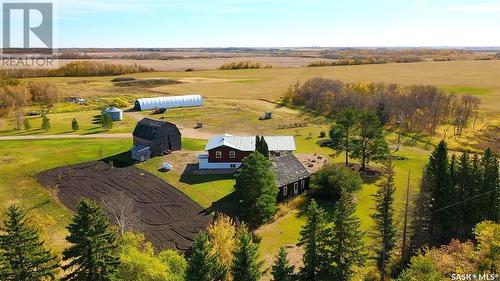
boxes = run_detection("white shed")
[134,95,204,111]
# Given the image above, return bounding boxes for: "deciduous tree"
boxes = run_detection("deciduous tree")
[329,108,359,166]
[312,164,363,202]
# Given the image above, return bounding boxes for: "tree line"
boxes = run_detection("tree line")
[218,61,273,70]
[0,61,154,78]
[282,78,480,136]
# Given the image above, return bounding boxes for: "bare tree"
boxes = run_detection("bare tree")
[101,191,142,235]
[28,82,59,116]
[0,85,28,129]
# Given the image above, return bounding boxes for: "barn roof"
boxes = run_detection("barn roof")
[205,134,296,152]
[271,154,310,187]
[132,118,181,140]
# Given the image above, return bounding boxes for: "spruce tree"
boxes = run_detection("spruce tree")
[23,118,31,131]
[299,200,329,281]
[370,159,397,281]
[329,190,365,281]
[271,247,294,281]
[0,204,58,281]
[231,227,263,281]
[426,140,453,245]
[185,232,226,281]
[235,152,278,226]
[409,167,433,254]
[481,148,499,222]
[62,198,119,281]
[41,115,50,131]
[71,118,79,131]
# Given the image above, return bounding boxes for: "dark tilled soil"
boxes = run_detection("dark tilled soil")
[37,161,210,252]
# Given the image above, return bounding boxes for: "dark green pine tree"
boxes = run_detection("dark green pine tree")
[329,190,365,281]
[0,204,58,281]
[231,226,263,281]
[255,136,270,158]
[271,247,294,281]
[370,159,397,281]
[299,199,329,281]
[481,148,499,222]
[62,198,119,281]
[454,152,469,239]
[71,118,79,131]
[409,167,433,254]
[185,232,226,281]
[426,140,453,245]
[235,151,278,226]
[0,252,12,280]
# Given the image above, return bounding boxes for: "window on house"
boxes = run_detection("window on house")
[230,164,236,168]
[216,151,222,158]
[294,182,299,195]
[301,179,305,189]
[229,151,236,158]
[283,186,288,197]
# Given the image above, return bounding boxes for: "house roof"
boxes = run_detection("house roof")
[132,118,181,140]
[205,134,296,152]
[271,154,310,187]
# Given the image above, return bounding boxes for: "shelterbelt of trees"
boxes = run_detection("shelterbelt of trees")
[282,78,480,136]
[0,61,154,78]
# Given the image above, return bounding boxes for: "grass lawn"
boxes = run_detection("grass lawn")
[0,110,136,136]
[0,138,132,252]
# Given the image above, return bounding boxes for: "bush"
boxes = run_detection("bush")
[319,131,326,138]
[312,164,363,201]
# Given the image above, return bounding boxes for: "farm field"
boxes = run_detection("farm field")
[37,161,210,251]
[0,60,498,278]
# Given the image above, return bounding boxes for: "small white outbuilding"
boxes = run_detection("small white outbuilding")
[134,95,204,111]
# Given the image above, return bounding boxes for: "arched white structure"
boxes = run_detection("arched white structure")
[134,95,204,111]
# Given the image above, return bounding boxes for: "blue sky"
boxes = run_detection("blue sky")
[52,0,500,47]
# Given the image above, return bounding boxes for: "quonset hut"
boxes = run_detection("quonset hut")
[131,118,181,160]
[134,95,204,111]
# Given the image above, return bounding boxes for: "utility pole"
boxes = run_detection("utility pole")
[401,169,411,267]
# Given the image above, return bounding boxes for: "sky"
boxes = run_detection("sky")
[7,0,500,48]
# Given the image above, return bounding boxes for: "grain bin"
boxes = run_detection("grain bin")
[105,107,123,121]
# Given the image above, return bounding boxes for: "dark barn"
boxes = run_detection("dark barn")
[272,154,311,201]
[133,118,182,156]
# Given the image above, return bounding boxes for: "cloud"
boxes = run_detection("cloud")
[440,3,500,12]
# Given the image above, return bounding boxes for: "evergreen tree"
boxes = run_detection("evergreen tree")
[0,204,58,281]
[481,148,499,222]
[41,115,50,131]
[370,159,397,281]
[23,118,31,131]
[255,136,270,158]
[271,247,294,281]
[231,226,263,281]
[329,108,359,166]
[235,152,278,226]
[409,171,433,254]
[329,190,365,281]
[100,112,113,130]
[185,232,226,281]
[426,140,453,245]
[71,118,79,131]
[350,110,389,171]
[62,198,119,281]
[299,200,329,281]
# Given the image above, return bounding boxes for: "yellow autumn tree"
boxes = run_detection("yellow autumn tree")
[207,214,237,280]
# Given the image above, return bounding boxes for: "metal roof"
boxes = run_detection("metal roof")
[135,95,203,110]
[205,134,296,152]
[105,107,123,113]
